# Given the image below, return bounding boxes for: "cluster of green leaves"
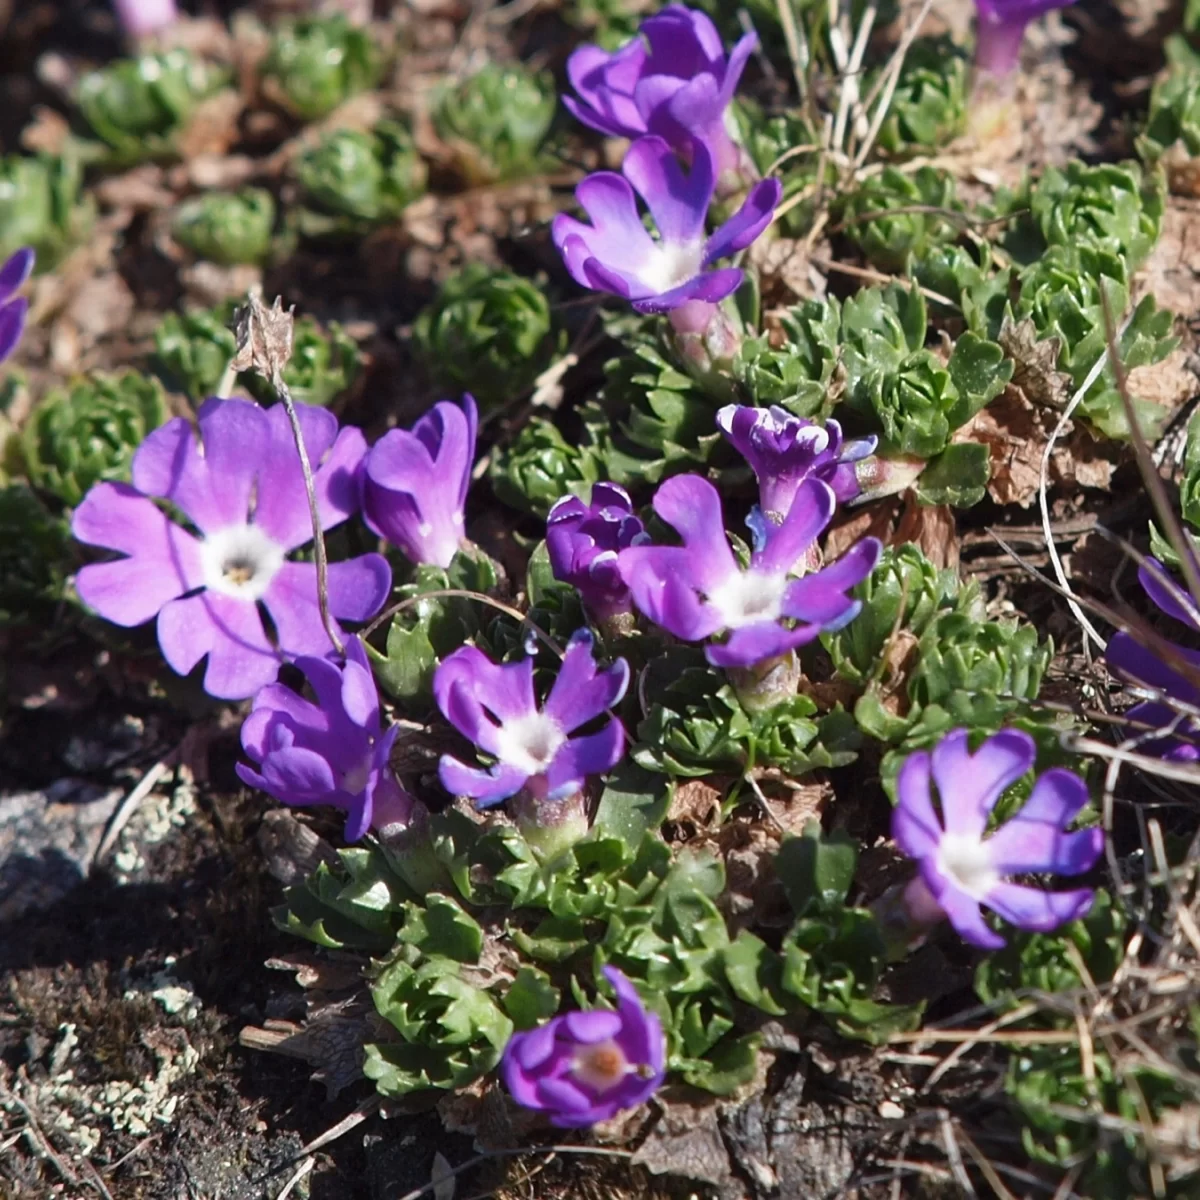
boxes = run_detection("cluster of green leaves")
[973,895,1195,1196]
[0,153,94,270]
[966,241,1177,441]
[8,371,169,507]
[1138,48,1200,164]
[262,15,384,121]
[1001,161,1164,271]
[829,283,1007,502]
[294,121,427,239]
[279,781,920,1100]
[960,161,1175,439]
[413,265,557,408]
[634,644,860,779]
[366,551,501,703]
[492,310,728,507]
[76,50,230,165]
[431,63,556,185]
[172,188,277,266]
[872,36,967,155]
[489,415,603,517]
[823,545,1058,787]
[153,304,360,408]
[837,165,961,273]
[733,296,841,419]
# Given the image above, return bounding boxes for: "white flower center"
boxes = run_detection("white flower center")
[936,832,1000,900]
[571,1040,631,1092]
[708,568,788,628]
[340,751,374,796]
[498,712,566,776]
[640,239,706,295]
[201,523,286,601]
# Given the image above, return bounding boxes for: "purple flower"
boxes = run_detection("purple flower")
[501,966,665,1127]
[717,405,877,519]
[113,0,178,37]
[973,0,1074,78]
[237,636,413,842]
[552,135,780,315]
[565,4,757,180]
[435,629,629,809]
[1105,558,1200,762]
[892,728,1103,950]
[546,483,648,623]
[0,248,34,364]
[362,395,477,569]
[617,474,881,669]
[72,397,391,701]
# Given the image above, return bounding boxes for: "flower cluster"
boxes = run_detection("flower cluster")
[502,967,665,1127]
[73,398,390,699]
[556,6,780,339]
[564,5,757,184]
[617,473,881,671]
[54,0,1119,1144]
[891,729,1102,949]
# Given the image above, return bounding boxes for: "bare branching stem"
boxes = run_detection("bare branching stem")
[232,289,344,658]
[274,371,344,657]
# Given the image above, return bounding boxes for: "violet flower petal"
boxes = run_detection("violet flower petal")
[703,177,784,263]
[543,631,630,732]
[982,768,1103,875]
[541,722,626,799]
[983,881,1095,931]
[705,621,820,668]
[892,751,940,860]
[1138,558,1200,633]
[0,298,28,363]
[930,727,1033,839]
[0,247,35,299]
[157,591,279,700]
[437,755,530,807]
[72,483,204,625]
[132,400,268,535]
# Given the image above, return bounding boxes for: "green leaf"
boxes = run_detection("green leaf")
[775,823,858,916]
[77,50,230,165]
[945,331,1012,428]
[431,62,556,185]
[172,188,276,266]
[723,931,789,1016]
[264,14,384,121]
[678,1033,761,1095]
[503,966,561,1030]
[398,894,484,964]
[914,441,990,507]
[592,761,671,851]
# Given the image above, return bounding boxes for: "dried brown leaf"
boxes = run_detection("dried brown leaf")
[894,496,959,571]
[998,316,1072,410]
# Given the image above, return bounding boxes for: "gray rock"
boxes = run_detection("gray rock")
[0,780,121,920]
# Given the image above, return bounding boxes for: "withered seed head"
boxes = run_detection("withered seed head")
[231,288,296,384]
